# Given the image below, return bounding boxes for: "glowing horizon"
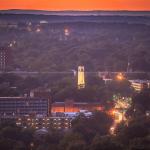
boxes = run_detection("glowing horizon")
[0,0,150,11]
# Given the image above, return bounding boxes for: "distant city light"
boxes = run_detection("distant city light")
[110,125,115,135]
[64,28,70,36]
[116,73,124,81]
[8,40,17,48]
[13,40,16,44]
[36,28,41,33]
[9,43,13,47]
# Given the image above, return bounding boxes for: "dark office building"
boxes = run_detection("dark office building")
[0,47,11,70]
[0,97,49,117]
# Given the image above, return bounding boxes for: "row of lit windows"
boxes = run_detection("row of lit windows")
[16,120,72,129]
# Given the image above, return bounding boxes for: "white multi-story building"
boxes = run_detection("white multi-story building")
[129,80,150,92]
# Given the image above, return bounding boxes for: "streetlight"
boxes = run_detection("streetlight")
[116,73,124,81]
[30,142,34,150]
[64,28,70,36]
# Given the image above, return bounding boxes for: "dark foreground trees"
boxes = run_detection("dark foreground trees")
[115,116,150,150]
[90,135,123,150]
[71,111,113,142]
[0,111,150,150]
[0,122,34,150]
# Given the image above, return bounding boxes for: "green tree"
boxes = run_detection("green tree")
[129,136,150,150]
[72,112,113,142]
[59,132,85,150]
[130,89,150,116]
[116,116,150,145]
[90,135,123,150]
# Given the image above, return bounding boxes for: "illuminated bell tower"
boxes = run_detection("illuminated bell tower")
[77,66,85,89]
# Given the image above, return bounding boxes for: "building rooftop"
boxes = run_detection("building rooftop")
[0,97,47,101]
[129,80,150,83]
[52,101,102,105]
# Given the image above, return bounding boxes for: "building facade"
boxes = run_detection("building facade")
[0,47,11,71]
[130,80,150,92]
[0,97,49,117]
[51,100,103,113]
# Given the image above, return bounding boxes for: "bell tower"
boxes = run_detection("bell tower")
[77,66,85,89]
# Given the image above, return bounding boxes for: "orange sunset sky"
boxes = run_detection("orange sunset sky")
[0,0,150,11]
